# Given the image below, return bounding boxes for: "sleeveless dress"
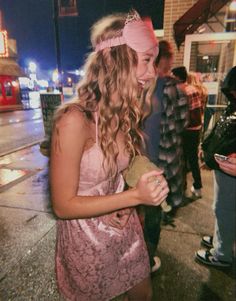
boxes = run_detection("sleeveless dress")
[55,114,150,301]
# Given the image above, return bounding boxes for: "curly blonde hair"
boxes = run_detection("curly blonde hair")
[187,72,208,108]
[53,13,154,175]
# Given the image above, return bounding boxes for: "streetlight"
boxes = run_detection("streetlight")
[28,61,38,90]
[52,69,59,83]
[28,61,37,73]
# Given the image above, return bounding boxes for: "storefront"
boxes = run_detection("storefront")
[0,28,29,111]
[0,59,27,111]
[183,31,236,130]
[171,0,236,129]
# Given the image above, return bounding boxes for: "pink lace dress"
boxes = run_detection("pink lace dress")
[55,115,150,301]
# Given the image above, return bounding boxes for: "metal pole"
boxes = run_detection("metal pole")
[53,0,62,91]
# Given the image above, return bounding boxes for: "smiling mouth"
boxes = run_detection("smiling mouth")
[138,80,146,87]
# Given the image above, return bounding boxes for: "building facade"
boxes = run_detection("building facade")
[161,0,236,126]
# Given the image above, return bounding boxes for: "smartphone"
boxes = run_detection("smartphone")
[214,153,229,161]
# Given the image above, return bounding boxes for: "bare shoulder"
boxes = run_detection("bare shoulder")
[55,106,90,132]
[51,106,93,153]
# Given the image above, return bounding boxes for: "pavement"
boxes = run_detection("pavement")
[0,109,44,157]
[0,105,24,113]
[0,144,235,301]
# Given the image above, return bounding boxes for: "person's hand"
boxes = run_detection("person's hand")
[198,148,204,162]
[199,149,211,170]
[135,170,169,206]
[215,153,236,176]
[108,208,133,229]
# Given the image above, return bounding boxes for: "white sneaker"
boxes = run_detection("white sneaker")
[191,186,202,198]
[195,249,231,267]
[151,256,161,272]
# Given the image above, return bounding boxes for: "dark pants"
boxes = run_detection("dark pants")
[183,129,202,190]
[143,205,162,266]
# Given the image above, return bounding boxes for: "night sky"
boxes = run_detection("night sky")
[0,0,164,71]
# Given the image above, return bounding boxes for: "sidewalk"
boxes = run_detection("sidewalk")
[0,104,24,113]
[0,144,235,301]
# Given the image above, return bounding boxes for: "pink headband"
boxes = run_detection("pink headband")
[95,11,158,53]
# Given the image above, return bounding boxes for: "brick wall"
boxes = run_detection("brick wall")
[163,0,198,68]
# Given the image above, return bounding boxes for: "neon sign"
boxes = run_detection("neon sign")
[0,31,8,57]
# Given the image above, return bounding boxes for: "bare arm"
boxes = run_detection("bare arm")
[50,110,169,219]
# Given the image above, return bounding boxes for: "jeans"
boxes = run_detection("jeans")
[211,170,236,262]
[183,129,202,189]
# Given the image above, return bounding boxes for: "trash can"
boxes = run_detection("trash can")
[40,91,63,156]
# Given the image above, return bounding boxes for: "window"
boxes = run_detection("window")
[4,81,13,97]
[196,55,219,73]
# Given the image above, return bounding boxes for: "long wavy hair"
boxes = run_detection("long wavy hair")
[187,72,208,108]
[53,13,154,176]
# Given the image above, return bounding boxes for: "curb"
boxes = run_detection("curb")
[0,139,44,157]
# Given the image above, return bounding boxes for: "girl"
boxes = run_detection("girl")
[50,11,169,301]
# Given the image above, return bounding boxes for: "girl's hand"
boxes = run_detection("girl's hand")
[135,170,169,206]
[108,208,133,229]
[215,153,236,177]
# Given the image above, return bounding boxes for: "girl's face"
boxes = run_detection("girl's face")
[136,46,158,87]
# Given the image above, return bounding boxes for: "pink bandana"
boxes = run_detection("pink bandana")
[95,11,158,53]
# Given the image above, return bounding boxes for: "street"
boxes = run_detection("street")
[0,109,45,157]
[0,109,235,300]
[0,147,57,300]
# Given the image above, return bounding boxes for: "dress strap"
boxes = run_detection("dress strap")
[95,112,99,145]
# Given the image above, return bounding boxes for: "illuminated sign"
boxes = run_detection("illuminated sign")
[0,31,8,57]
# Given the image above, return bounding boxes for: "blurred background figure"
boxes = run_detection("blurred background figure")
[155,44,188,210]
[143,40,188,272]
[196,66,236,268]
[187,72,208,129]
[172,66,203,199]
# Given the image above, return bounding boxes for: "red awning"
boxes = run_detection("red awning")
[173,0,231,48]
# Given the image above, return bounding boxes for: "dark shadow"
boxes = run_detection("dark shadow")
[151,250,235,301]
[198,283,222,301]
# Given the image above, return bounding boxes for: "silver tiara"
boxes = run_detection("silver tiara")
[125,9,141,25]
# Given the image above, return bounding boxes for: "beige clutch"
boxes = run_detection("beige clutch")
[124,155,171,212]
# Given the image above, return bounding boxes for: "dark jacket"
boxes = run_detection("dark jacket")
[221,66,236,105]
[202,66,236,170]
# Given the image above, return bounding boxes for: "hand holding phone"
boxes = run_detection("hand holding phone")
[214,153,229,162]
[214,153,236,176]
